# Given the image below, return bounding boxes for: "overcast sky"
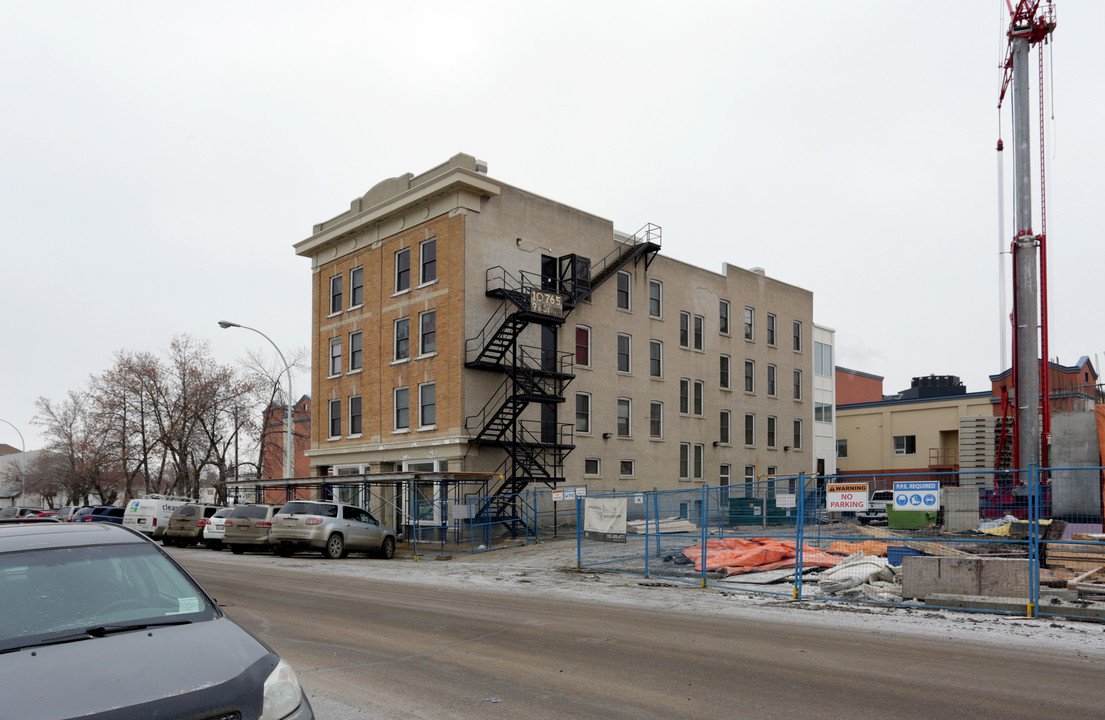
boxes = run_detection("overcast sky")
[2,1,1102,449]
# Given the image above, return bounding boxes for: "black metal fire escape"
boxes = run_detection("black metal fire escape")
[464,223,661,534]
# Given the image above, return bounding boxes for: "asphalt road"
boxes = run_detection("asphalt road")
[180,554,1105,720]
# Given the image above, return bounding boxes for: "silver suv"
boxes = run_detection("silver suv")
[269,501,396,560]
[224,504,280,555]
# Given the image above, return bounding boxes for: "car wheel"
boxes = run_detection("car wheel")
[162,536,175,547]
[231,545,244,555]
[375,536,395,560]
[275,545,294,558]
[324,533,344,560]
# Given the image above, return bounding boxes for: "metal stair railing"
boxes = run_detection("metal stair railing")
[569,223,662,305]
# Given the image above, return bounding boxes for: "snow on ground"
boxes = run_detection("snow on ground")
[186,539,1105,659]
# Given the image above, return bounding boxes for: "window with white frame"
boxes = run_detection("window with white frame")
[767,416,777,449]
[693,444,704,480]
[649,401,663,439]
[620,460,635,477]
[649,340,662,378]
[793,321,803,352]
[617,398,631,437]
[328,398,341,438]
[719,300,730,335]
[575,325,591,367]
[616,271,631,310]
[744,307,754,340]
[350,266,364,308]
[649,280,662,318]
[575,393,591,434]
[349,395,362,436]
[719,410,731,445]
[349,331,362,372]
[744,360,755,393]
[328,337,341,376]
[793,369,802,400]
[693,314,704,350]
[617,333,631,373]
[679,378,691,414]
[395,248,411,293]
[815,341,833,376]
[419,310,436,355]
[744,465,755,497]
[679,443,691,480]
[766,313,776,346]
[329,275,342,315]
[679,312,690,348]
[745,413,755,446]
[394,317,410,361]
[419,383,436,427]
[394,387,409,430]
[793,419,803,449]
[584,458,600,475]
[693,380,704,416]
[767,364,777,396]
[815,402,833,423]
[893,435,916,456]
[720,354,731,390]
[420,237,437,284]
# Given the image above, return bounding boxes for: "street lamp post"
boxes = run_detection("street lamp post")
[0,418,26,504]
[218,321,294,480]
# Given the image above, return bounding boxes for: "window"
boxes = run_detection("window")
[767,313,776,346]
[720,464,731,490]
[836,439,848,458]
[815,402,833,423]
[394,317,410,361]
[767,416,777,449]
[420,238,437,284]
[585,458,600,475]
[575,393,591,434]
[679,312,690,348]
[616,271,631,310]
[766,472,777,500]
[349,331,362,371]
[575,326,591,367]
[767,364,777,396]
[649,340,663,378]
[744,307,754,340]
[793,419,803,449]
[719,410,731,445]
[693,315,704,350]
[329,337,342,376]
[349,395,362,436]
[620,460,635,477]
[617,398,631,437]
[420,310,436,355]
[329,275,342,315]
[346,266,363,308]
[793,369,803,400]
[649,401,663,439]
[395,248,411,292]
[693,444,704,480]
[815,341,833,376]
[394,387,409,430]
[744,413,755,446]
[720,355,731,390]
[744,360,755,393]
[328,399,341,438]
[693,380,704,416]
[419,383,436,427]
[649,280,662,318]
[744,466,756,497]
[894,435,916,456]
[719,300,730,335]
[679,443,691,480]
[617,333,631,373]
[793,321,803,352]
[679,378,691,414]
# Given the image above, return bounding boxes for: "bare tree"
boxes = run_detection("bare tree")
[34,391,119,504]
[240,345,309,479]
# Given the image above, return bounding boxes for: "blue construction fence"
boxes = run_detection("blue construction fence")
[574,467,1105,620]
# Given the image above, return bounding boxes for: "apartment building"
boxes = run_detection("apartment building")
[293,154,819,501]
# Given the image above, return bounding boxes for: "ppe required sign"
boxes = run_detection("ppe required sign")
[892,481,940,511]
[825,483,869,511]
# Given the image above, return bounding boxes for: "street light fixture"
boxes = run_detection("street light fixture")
[0,418,26,504]
[218,321,294,480]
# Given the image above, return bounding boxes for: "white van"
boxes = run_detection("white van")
[123,497,189,538]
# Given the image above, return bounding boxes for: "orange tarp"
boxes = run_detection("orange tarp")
[682,537,845,574]
[826,540,889,557]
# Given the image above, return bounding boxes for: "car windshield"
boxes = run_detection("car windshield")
[0,542,216,653]
[230,506,270,519]
[278,502,337,517]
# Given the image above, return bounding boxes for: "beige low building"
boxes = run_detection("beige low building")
[293,154,823,515]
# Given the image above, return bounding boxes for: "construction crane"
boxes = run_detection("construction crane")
[995,0,1056,481]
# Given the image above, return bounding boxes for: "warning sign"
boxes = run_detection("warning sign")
[825,483,869,511]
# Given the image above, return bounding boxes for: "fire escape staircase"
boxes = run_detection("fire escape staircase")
[463,224,661,534]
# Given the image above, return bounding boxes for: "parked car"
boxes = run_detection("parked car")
[164,504,226,547]
[269,501,396,559]
[857,490,894,525]
[0,520,313,719]
[0,507,43,518]
[53,506,80,522]
[83,506,125,524]
[123,497,189,539]
[201,507,234,550]
[32,510,58,518]
[67,506,95,523]
[224,504,280,554]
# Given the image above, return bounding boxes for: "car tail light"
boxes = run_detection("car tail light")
[83,516,92,522]
[153,518,158,527]
[224,519,233,527]
[198,519,207,527]
[305,518,322,526]
[256,521,272,528]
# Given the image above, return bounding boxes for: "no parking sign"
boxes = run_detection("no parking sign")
[892,481,940,511]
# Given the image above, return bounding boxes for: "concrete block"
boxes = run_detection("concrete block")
[901,556,1030,600]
